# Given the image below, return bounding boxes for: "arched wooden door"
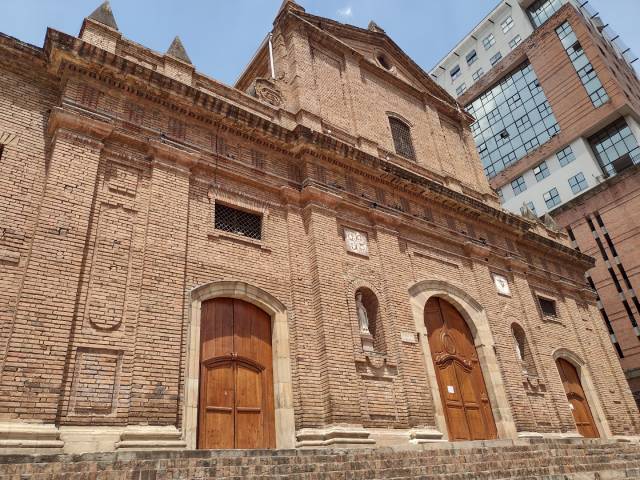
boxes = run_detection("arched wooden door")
[198,298,276,449]
[425,297,497,440]
[555,358,599,438]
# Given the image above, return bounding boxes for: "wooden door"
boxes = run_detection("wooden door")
[198,298,276,449]
[556,358,599,438]
[425,297,497,441]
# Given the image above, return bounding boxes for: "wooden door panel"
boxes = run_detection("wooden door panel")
[201,299,234,362]
[199,362,234,449]
[235,363,264,449]
[556,359,598,438]
[198,298,276,449]
[425,297,497,441]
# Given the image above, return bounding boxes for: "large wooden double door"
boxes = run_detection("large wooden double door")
[425,297,497,441]
[556,358,599,438]
[198,298,276,449]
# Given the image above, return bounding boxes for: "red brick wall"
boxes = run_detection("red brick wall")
[0,3,638,448]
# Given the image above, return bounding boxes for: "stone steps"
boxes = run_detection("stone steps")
[1,438,640,479]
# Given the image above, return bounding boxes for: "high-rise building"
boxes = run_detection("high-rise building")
[431,0,640,404]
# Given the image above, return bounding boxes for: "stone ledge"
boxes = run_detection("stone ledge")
[115,426,186,450]
[296,425,376,447]
[0,422,63,454]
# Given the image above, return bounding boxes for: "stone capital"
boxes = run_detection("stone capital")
[147,139,199,169]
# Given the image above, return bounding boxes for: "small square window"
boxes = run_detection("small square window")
[509,35,522,50]
[472,68,485,82]
[490,52,503,66]
[543,187,561,208]
[511,176,527,195]
[568,171,588,193]
[538,297,557,317]
[501,16,514,34]
[483,33,496,51]
[533,161,550,181]
[456,83,467,96]
[214,203,262,240]
[466,50,478,66]
[450,65,461,80]
[557,146,575,167]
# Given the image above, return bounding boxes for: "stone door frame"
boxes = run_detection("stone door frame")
[184,281,295,449]
[409,279,517,441]
[552,348,612,438]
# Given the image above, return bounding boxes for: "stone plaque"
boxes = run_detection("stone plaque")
[344,227,369,256]
[492,273,511,297]
[400,331,417,344]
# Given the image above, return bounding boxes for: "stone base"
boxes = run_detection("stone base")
[517,431,545,438]
[0,422,64,454]
[115,426,186,450]
[296,425,376,447]
[408,428,446,444]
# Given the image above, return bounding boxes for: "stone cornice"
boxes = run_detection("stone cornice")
[33,27,596,271]
[47,106,113,141]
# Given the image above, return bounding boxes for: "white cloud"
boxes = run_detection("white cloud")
[337,5,353,18]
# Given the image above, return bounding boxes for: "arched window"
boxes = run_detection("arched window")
[388,117,416,160]
[511,323,538,377]
[355,287,386,353]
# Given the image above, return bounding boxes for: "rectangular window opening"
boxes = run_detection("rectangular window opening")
[214,203,263,240]
[538,297,557,317]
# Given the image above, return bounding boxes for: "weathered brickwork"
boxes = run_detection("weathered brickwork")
[0,1,638,455]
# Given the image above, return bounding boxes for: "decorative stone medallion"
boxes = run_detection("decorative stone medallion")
[492,273,511,297]
[344,228,368,256]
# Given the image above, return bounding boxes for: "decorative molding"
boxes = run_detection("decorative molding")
[115,426,186,450]
[0,422,64,453]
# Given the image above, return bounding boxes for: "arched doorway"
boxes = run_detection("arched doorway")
[424,297,497,440]
[198,298,276,449]
[555,358,599,438]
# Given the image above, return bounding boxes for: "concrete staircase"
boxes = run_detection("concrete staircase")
[1,438,640,479]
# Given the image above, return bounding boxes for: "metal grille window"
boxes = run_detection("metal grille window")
[501,16,514,34]
[509,35,522,50]
[467,62,559,178]
[472,68,484,82]
[214,203,262,240]
[543,187,561,208]
[556,145,575,166]
[538,297,557,317]
[490,52,503,66]
[588,118,640,177]
[389,117,416,160]
[511,176,527,195]
[556,22,609,108]
[527,0,562,28]
[533,161,550,181]
[568,172,588,193]
[483,33,496,51]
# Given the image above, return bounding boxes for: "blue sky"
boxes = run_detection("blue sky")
[1,1,639,86]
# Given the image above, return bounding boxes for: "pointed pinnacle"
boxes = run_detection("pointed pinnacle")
[166,36,192,64]
[87,1,118,30]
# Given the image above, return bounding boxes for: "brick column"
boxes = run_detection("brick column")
[0,108,111,451]
[127,142,192,430]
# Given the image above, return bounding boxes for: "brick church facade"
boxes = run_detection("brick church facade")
[0,1,638,454]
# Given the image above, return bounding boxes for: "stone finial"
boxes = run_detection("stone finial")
[276,0,305,16]
[543,213,559,231]
[368,21,385,34]
[166,36,192,64]
[520,202,537,221]
[87,1,118,30]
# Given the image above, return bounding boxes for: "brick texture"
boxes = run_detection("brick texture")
[0,1,638,453]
